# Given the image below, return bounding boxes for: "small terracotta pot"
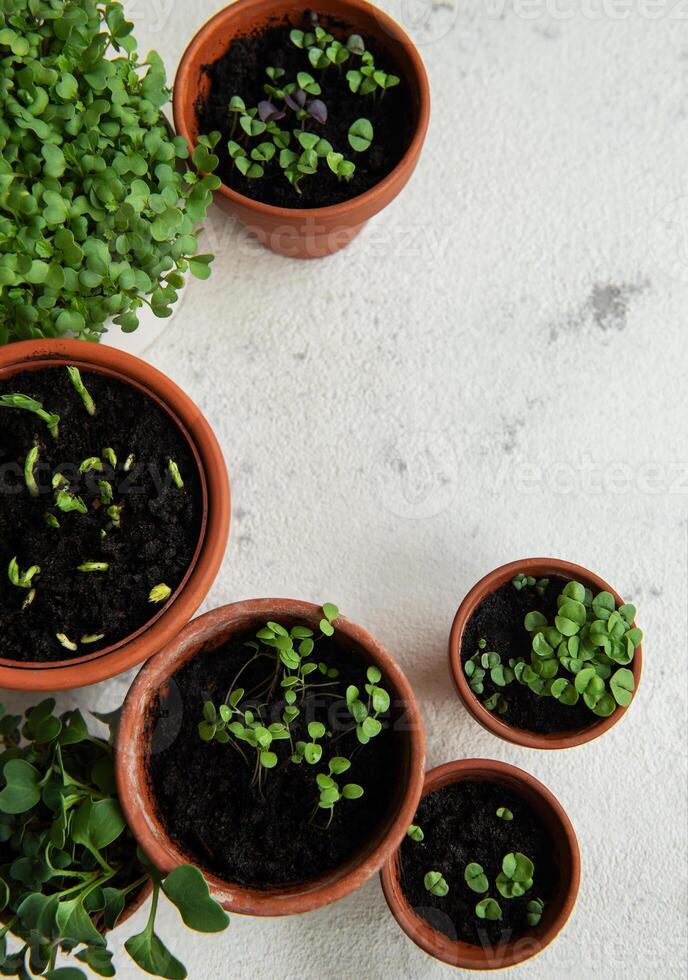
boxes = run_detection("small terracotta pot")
[449,558,643,750]
[173,0,430,259]
[0,339,230,692]
[115,599,426,916]
[380,758,581,971]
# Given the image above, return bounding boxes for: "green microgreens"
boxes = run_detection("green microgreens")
[496,806,514,821]
[424,871,449,897]
[55,632,78,651]
[80,456,104,474]
[0,0,220,342]
[527,897,545,925]
[0,699,229,978]
[77,561,109,573]
[66,366,96,416]
[8,557,40,590]
[0,393,59,438]
[406,824,424,842]
[496,852,534,899]
[476,897,502,921]
[223,12,396,196]
[24,444,39,498]
[149,583,172,603]
[464,862,489,894]
[103,447,118,468]
[55,489,88,514]
[168,459,184,489]
[124,453,135,472]
[98,480,114,505]
[464,579,641,720]
[197,604,389,826]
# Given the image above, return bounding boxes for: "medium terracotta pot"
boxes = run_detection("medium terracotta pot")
[449,558,643,750]
[173,0,430,259]
[115,599,426,916]
[0,339,230,692]
[380,758,581,971]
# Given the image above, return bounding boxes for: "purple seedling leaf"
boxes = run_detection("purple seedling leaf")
[307,99,328,125]
[258,100,286,122]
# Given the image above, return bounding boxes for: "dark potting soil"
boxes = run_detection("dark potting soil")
[197,14,413,208]
[461,576,595,734]
[0,367,202,662]
[148,630,402,887]
[399,780,558,947]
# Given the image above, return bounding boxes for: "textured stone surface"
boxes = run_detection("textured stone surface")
[4,1,688,977]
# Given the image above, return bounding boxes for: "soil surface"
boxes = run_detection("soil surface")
[149,628,402,887]
[461,576,595,734]
[0,367,202,662]
[198,13,413,207]
[399,780,558,946]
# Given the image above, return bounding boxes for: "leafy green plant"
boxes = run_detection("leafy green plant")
[222,10,398,196]
[526,897,545,926]
[496,807,513,821]
[0,394,59,438]
[0,0,220,343]
[197,604,390,826]
[424,871,449,897]
[464,579,641,720]
[496,852,534,899]
[406,824,424,842]
[475,897,502,921]
[464,862,488,894]
[0,699,229,978]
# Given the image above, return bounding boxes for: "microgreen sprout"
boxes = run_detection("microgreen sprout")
[464,578,640,720]
[81,633,106,644]
[103,447,118,468]
[55,489,88,514]
[149,583,172,603]
[56,632,78,651]
[77,561,110,573]
[80,456,103,474]
[8,557,41,590]
[476,897,502,920]
[424,871,449,897]
[348,117,373,152]
[124,453,135,472]
[527,897,546,925]
[0,393,59,438]
[24,444,39,498]
[66,366,96,416]
[168,458,184,489]
[45,512,60,529]
[99,480,114,505]
[496,852,534,899]
[496,807,514,821]
[407,824,425,842]
[464,862,489,894]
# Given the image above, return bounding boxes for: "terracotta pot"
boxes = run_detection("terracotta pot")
[449,558,643,750]
[0,339,230,692]
[380,758,581,971]
[115,599,426,916]
[173,0,430,259]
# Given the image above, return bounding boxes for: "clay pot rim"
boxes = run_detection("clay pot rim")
[380,757,581,971]
[0,339,230,691]
[172,0,431,220]
[115,598,426,917]
[448,558,643,750]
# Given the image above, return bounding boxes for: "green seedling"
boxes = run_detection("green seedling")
[527,897,546,925]
[24,444,39,497]
[66,366,96,416]
[476,897,502,920]
[496,807,514,821]
[464,862,489,894]
[0,393,59,438]
[407,824,424,842]
[77,561,109,573]
[8,557,40,589]
[424,871,449,897]
[149,583,172,603]
[496,852,534,899]
[168,458,184,489]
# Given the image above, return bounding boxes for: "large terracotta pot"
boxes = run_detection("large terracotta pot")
[115,599,426,916]
[380,758,581,971]
[173,0,430,259]
[449,558,643,749]
[0,339,230,691]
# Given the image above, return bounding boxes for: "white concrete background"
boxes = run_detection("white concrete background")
[4,1,688,977]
